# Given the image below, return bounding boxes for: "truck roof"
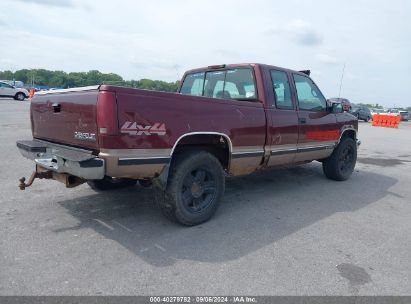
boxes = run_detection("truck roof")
[184,63,308,77]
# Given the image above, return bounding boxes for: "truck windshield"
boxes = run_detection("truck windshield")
[180,68,257,101]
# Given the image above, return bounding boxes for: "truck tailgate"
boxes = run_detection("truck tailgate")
[31,87,100,150]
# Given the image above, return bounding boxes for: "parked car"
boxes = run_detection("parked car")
[370,108,385,115]
[0,81,29,101]
[16,63,360,226]
[370,108,385,120]
[386,109,401,117]
[349,104,372,122]
[399,111,409,121]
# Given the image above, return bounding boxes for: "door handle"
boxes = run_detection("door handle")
[298,117,307,124]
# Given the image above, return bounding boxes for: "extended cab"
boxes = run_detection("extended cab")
[17,63,360,225]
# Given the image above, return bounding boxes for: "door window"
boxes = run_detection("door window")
[293,74,326,111]
[270,70,293,109]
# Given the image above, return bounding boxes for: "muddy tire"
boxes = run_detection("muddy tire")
[87,177,137,191]
[323,137,357,181]
[160,150,225,226]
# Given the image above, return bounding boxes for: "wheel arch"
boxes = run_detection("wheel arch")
[14,91,26,99]
[154,132,232,190]
[170,132,232,170]
[339,128,357,142]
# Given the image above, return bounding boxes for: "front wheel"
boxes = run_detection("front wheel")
[87,177,137,191]
[322,137,357,181]
[160,151,225,226]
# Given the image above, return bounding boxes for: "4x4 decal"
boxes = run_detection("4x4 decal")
[120,121,166,136]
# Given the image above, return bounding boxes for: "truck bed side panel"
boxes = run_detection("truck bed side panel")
[99,88,266,177]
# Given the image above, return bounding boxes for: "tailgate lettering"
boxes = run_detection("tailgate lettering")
[74,132,97,141]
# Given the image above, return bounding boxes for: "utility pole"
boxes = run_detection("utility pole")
[10,64,15,86]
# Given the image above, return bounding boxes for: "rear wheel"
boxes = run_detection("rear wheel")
[160,150,225,226]
[14,92,25,101]
[87,177,137,191]
[323,137,357,181]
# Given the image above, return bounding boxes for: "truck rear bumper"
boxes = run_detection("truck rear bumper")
[16,139,105,180]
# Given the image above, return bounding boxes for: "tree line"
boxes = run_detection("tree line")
[0,69,409,110]
[0,69,180,92]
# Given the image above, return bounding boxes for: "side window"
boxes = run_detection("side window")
[270,70,293,109]
[180,72,205,96]
[180,68,257,101]
[224,68,256,100]
[293,74,327,111]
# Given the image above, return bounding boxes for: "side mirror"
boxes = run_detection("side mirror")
[326,100,343,113]
[326,100,334,111]
[332,103,344,113]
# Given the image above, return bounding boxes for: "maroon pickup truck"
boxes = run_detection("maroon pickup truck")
[17,63,360,225]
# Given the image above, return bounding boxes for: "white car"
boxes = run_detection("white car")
[370,108,385,120]
[0,81,29,101]
[385,109,401,116]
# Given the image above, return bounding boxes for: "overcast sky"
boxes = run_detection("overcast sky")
[1,0,410,107]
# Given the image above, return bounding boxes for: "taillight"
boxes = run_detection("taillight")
[30,103,34,136]
[97,91,118,135]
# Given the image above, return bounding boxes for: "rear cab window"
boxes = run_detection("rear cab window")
[180,67,257,102]
[180,72,206,96]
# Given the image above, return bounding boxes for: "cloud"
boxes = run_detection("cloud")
[265,19,323,46]
[2,0,410,106]
[214,50,240,57]
[15,0,74,8]
[129,57,181,71]
[316,53,338,65]
[0,58,14,65]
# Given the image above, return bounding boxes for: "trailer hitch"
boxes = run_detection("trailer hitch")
[19,170,53,190]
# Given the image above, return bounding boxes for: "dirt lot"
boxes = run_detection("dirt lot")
[0,98,410,295]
